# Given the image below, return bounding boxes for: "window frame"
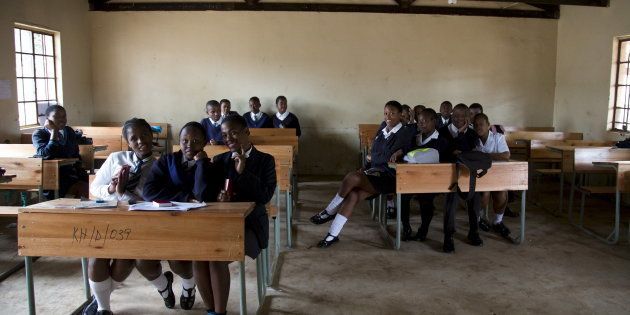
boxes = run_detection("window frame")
[610,38,630,132]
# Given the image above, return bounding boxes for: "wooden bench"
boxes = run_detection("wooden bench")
[390,161,528,249]
[505,131,583,161]
[358,124,380,166]
[18,198,262,314]
[249,128,296,137]
[74,126,127,160]
[503,126,555,132]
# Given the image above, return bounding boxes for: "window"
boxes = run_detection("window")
[611,38,630,131]
[14,26,59,127]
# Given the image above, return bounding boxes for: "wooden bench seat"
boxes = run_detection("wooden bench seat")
[0,207,19,217]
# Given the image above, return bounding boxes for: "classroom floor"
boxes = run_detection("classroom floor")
[1,178,629,314]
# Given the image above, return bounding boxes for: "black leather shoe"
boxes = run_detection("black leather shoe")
[401,225,413,241]
[416,223,429,242]
[467,232,484,247]
[310,210,336,225]
[97,311,113,315]
[158,271,175,309]
[386,206,396,219]
[443,235,455,253]
[317,233,339,248]
[478,218,491,232]
[82,296,98,315]
[180,286,196,310]
[504,206,519,217]
[492,221,512,239]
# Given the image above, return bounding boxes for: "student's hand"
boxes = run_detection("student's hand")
[44,119,58,131]
[194,150,208,161]
[390,149,403,162]
[217,190,230,202]
[233,145,247,174]
[209,139,217,145]
[116,166,130,195]
[457,123,468,133]
[107,181,117,194]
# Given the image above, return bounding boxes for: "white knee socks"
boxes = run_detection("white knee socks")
[494,213,504,224]
[325,194,344,215]
[181,276,196,297]
[150,273,169,298]
[326,214,348,241]
[89,278,112,311]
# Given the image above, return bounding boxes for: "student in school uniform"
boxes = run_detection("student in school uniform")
[139,122,223,311]
[83,118,156,315]
[200,100,224,145]
[473,113,512,240]
[436,101,453,130]
[400,108,449,241]
[413,105,426,122]
[220,99,239,118]
[438,103,482,253]
[401,104,414,125]
[194,115,276,315]
[310,101,414,248]
[273,95,302,137]
[242,96,273,128]
[469,103,505,134]
[32,104,88,199]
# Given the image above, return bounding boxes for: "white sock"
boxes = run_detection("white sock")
[111,280,123,291]
[89,278,112,311]
[387,199,394,208]
[325,194,345,215]
[150,273,169,298]
[494,213,504,224]
[326,214,348,240]
[181,277,196,297]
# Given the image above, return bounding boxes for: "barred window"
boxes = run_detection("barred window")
[611,38,630,131]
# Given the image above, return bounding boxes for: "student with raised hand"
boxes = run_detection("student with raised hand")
[140,122,223,311]
[438,103,481,253]
[473,113,512,241]
[195,115,276,315]
[32,104,88,199]
[310,101,414,248]
[200,100,224,145]
[436,101,453,129]
[243,96,273,128]
[400,108,449,241]
[83,118,156,315]
[220,99,238,118]
[273,95,302,137]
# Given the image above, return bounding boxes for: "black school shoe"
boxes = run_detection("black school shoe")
[492,221,512,239]
[310,210,336,225]
[467,232,484,247]
[180,286,196,310]
[401,225,413,241]
[159,271,176,309]
[97,311,113,315]
[504,206,519,217]
[443,234,455,253]
[478,218,491,232]
[82,296,98,315]
[317,233,339,248]
[416,223,429,242]
[386,206,396,219]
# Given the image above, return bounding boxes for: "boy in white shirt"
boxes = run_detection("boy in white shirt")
[473,113,512,240]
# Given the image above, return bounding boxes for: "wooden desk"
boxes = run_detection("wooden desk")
[390,161,528,249]
[18,198,258,314]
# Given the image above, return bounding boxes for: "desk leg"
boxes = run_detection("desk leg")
[256,258,262,304]
[519,191,526,244]
[568,172,576,218]
[81,258,91,300]
[239,261,247,315]
[558,171,564,213]
[263,248,270,286]
[25,256,35,315]
[395,193,401,250]
[286,191,292,249]
[613,189,621,244]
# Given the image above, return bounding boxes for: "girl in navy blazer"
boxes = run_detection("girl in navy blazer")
[272,95,302,137]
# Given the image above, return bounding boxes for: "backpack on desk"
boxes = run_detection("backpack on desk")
[449,151,492,200]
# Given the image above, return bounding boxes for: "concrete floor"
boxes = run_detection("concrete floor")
[1,178,630,314]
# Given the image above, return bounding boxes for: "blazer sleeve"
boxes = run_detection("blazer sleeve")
[192,159,223,202]
[233,155,277,205]
[143,156,192,202]
[293,114,302,137]
[32,129,58,158]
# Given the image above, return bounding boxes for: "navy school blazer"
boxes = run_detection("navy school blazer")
[200,118,224,144]
[369,124,415,176]
[437,124,479,163]
[32,126,80,159]
[272,112,302,137]
[243,112,273,128]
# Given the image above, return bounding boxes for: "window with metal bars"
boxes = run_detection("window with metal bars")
[611,38,630,131]
[14,27,59,127]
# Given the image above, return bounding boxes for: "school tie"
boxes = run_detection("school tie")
[126,159,145,192]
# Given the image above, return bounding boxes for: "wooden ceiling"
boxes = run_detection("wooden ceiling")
[88,0,609,19]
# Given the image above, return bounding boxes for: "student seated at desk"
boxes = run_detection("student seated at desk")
[273,95,302,137]
[473,113,512,240]
[400,108,448,241]
[401,104,414,125]
[83,118,156,315]
[243,96,273,128]
[220,98,239,118]
[413,105,426,122]
[439,103,482,253]
[310,101,414,248]
[32,104,88,199]
[200,100,224,145]
[140,122,223,310]
[194,115,276,315]
[469,103,504,134]
[437,101,453,129]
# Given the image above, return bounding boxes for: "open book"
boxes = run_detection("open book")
[128,201,206,211]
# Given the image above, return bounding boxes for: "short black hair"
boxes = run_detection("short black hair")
[453,103,469,114]
[275,95,287,105]
[45,104,65,117]
[414,105,426,110]
[220,99,230,105]
[474,113,490,125]
[420,108,438,122]
[180,121,208,143]
[222,114,248,130]
[206,100,220,108]
[469,103,483,113]
[401,104,411,111]
[384,100,403,113]
[249,96,260,103]
[440,101,453,109]
[122,118,152,141]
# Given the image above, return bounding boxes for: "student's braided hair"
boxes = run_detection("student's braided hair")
[122,118,152,141]
[180,121,208,143]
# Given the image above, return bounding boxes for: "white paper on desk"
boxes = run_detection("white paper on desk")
[75,200,118,209]
[128,201,206,211]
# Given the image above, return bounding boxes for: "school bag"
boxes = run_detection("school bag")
[403,148,440,164]
[448,151,492,201]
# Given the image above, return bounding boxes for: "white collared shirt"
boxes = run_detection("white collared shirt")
[381,122,403,140]
[231,146,253,159]
[276,111,290,121]
[477,131,510,154]
[448,123,467,138]
[208,117,223,127]
[250,112,263,122]
[441,116,449,125]
[416,129,439,146]
[90,151,156,201]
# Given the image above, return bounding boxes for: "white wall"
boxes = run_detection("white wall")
[91,11,557,174]
[0,0,93,143]
[554,0,630,141]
